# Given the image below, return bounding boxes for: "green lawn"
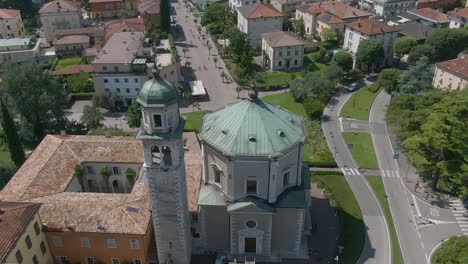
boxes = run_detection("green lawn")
[255,71,302,90]
[0,148,12,168]
[55,57,85,70]
[182,110,212,133]
[314,171,364,264]
[432,236,468,264]
[340,85,382,121]
[342,132,379,169]
[262,93,336,167]
[366,176,404,264]
[0,146,15,190]
[304,52,330,71]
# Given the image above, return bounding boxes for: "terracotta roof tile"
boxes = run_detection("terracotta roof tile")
[448,7,468,18]
[346,18,399,35]
[139,0,160,14]
[49,64,93,76]
[436,56,468,80]
[0,202,41,263]
[408,8,449,23]
[184,133,203,212]
[297,1,371,20]
[53,35,90,45]
[261,31,305,47]
[39,0,80,14]
[104,18,145,43]
[0,8,20,19]
[317,13,345,24]
[239,4,284,19]
[56,27,104,37]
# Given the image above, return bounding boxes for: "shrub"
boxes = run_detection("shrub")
[306,160,338,168]
[367,84,380,93]
[66,92,94,106]
[303,98,325,120]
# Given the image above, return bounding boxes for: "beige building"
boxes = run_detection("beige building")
[432,56,468,90]
[55,27,105,50]
[271,0,312,18]
[53,35,90,57]
[296,2,371,39]
[89,0,138,19]
[238,3,284,46]
[0,37,42,66]
[0,202,53,264]
[39,0,82,42]
[261,31,305,71]
[0,8,25,39]
[448,7,468,28]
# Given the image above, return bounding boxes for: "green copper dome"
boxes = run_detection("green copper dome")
[199,94,306,158]
[136,68,179,107]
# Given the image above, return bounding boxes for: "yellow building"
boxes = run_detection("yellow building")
[0,8,25,39]
[0,201,53,264]
[39,0,82,42]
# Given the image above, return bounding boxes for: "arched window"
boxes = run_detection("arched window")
[151,146,160,164]
[162,146,172,166]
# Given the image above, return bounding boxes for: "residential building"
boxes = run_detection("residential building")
[407,7,450,26]
[39,0,82,43]
[398,21,435,43]
[271,0,313,18]
[154,39,181,87]
[416,0,457,9]
[55,27,105,50]
[237,3,284,45]
[261,31,305,70]
[433,55,468,90]
[343,18,400,67]
[359,0,417,19]
[296,2,371,39]
[448,7,468,28]
[0,8,25,38]
[229,0,271,10]
[104,18,145,44]
[138,0,160,28]
[0,37,42,66]
[0,202,53,264]
[89,0,138,19]
[53,35,90,57]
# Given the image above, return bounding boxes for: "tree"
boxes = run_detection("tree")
[81,105,104,129]
[228,27,253,78]
[425,28,468,62]
[291,18,306,39]
[322,28,337,41]
[377,68,402,94]
[2,62,66,145]
[100,166,111,191]
[332,51,353,72]
[398,56,434,95]
[290,72,332,102]
[201,3,226,26]
[0,98,25,168]
[160,0,170,33]
[393,37,417,65]
[73,164,86,191]
[303,98,325,120]
[356,39,385,72]
[64,119,88,135]
[68,73,93,93]
[407,44,434,65]
[127,101,142,128]
[432,236,468,264]
[125,168,137,186]
[322,63,343,82]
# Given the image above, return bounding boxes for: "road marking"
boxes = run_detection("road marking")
[412,194,422,217]
[339,117,344,132]
[341,168,346,175]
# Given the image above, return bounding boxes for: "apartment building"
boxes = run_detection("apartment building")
[261,31,305,70]
[53,35,90,57]
[433,56,467,90]
[0,8,25,39]
[296,2,371,39]
[271,0,313,18]
[0,202,54,264]
[238,3,284,45]
[229,0,271,10]
[0,37,42,66]
[448,7,468,28]
[90,0,138,19]
[407,7,450,27]
[39,0,82,42]
[343,18,400,66]
[55,27,105,50]
[359,0,416,19]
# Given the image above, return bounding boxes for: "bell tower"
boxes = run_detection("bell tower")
[136,67,191,264]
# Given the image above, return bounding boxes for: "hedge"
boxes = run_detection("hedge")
[367,83,380,93]
[306,160,338,168]
[66,92,94,106]
[312,170,344,176]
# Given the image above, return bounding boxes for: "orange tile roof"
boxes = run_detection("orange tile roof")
[104,18,145,43]
[0,8,20,19]
[408,8,449,23]
[184,132,203,212]
[138,0,160,14]
[436,56,468,80]
[39,0,80,14]
[49,64,93,76]
[448,7,468,18]
[317,13,345,24]
[297,1,371,20]
[53,34,90,45]
[239,3,284,19]
[0,202,41,263]
[346,18,399,35]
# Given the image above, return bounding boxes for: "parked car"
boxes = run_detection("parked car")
[346,82,359,92]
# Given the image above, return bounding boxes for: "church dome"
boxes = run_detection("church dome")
[136,68,179,107]
[199,92,306,158]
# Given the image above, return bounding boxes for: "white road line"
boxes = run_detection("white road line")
[349,169,356,175]
[341,168,346,175]
[386,170,392,177]
[396,171,401,178]
[339,117,344,132]
[412,193,422,217]
[381,170,386,177]
[353,168,360,175]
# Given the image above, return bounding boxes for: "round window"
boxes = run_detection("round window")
[245,220,257,229]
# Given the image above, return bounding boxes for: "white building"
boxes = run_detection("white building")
[359,0,416,19]
[229,0,271,10]
[0,9,25,39]
[343,18,399,67]
[0,38,42,66]
[448,7,468,28]
[238,3,284,46]
[39,0,82,42]
[432,56,468,90]
[261,31,305,71]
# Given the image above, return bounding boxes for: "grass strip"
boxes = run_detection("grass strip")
[340,85,381,121]
[342,132,379,169]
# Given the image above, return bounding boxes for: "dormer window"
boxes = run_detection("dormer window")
[212,164,222,184]
[153,114,162,128]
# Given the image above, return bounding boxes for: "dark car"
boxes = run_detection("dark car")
[346,83,359,92]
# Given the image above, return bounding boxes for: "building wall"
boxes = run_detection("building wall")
[229,0,265,10]
[432,66,468,90]
[296,10,316,36]
[238,13,283,46]
[199,205,230,252]
[93,73,150,105]
[0,40,41,66]
[45,225,151,264]
[229,211,273,256]
[417,0,457,9]
[0,13,25,39]
[78,162,142,193]
[449,15,466,28]
[372,0,417,19]
[40,12,81,42]
[316,20,344,39]
[271,208,304,256]
[231,157,271,200]
[268,44,304,71]
[55,42,90,57]
[4,213,53,264]
[90,0,138,18]
[203,144,230,197]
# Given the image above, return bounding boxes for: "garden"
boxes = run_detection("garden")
[54,57,87,71]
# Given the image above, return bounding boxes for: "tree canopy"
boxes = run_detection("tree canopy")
[332,51,353,72]
[432,236,468,264]
[0,98,25,168]
[291,18,306,39]
[407,44,434,65]
[393,36,417,64]
[290,71,333,102]
[321,28,337,41]
[356,39,385,69]
[425,28,468,62]
[377,68,402,94]
[228,27,253,79]
[397,56,434,95]
[81,105,104,129]
[127,100,142,128]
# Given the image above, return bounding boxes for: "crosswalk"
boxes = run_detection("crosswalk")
[340,167,360,176]
[449,199,468,236]
[380,170,401,178]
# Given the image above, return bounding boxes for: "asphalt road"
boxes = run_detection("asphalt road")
[322,90,391,264]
